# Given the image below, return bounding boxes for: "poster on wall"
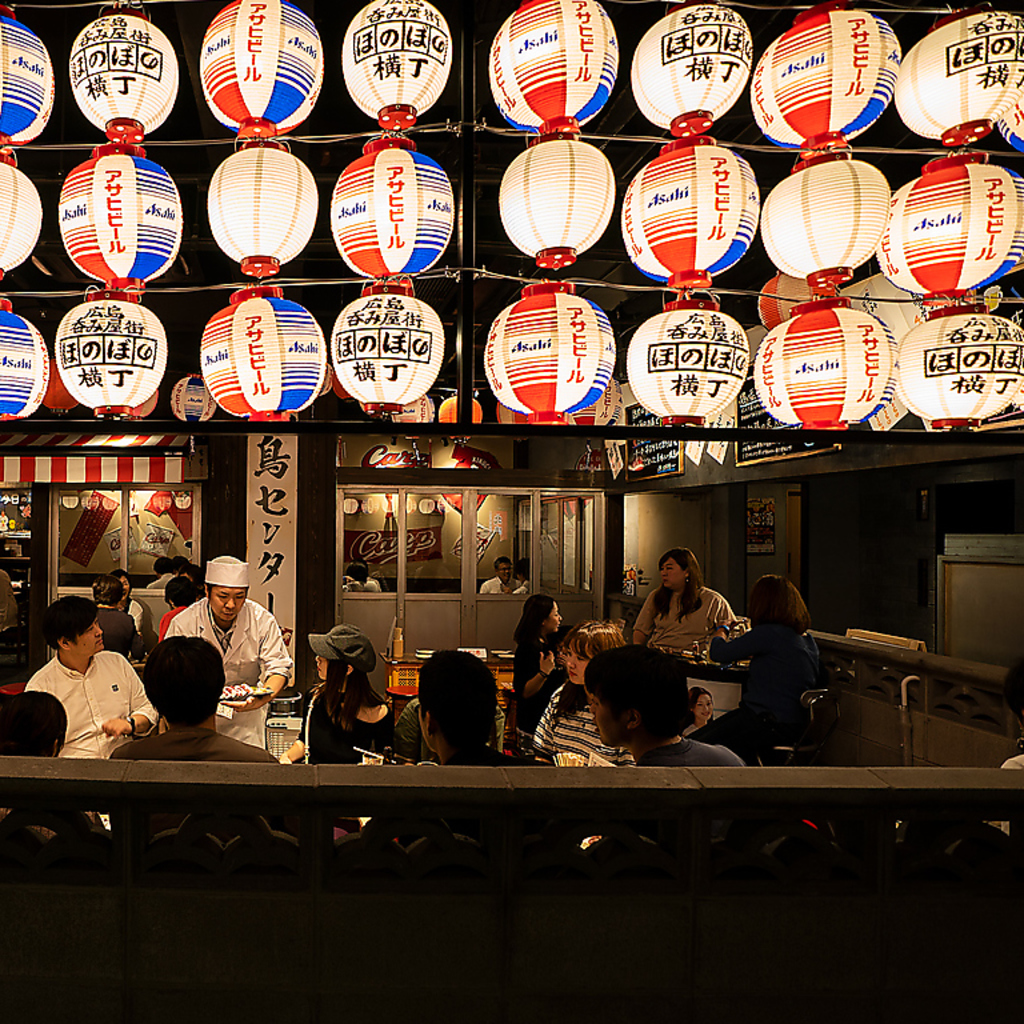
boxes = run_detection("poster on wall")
[625,405,684,480]
[735,378,840,466]
[746,497,776,555]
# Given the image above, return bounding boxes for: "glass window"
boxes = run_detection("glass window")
[57,488,122,587]
[341,492,398,593]
[581,497,595,593]
[562,498,578,592]
[540,497,560,593]
[476,493,530,595]
[406,492,460,593]
[127,489,195,576]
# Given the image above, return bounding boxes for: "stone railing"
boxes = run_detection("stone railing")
[815,632,1018,767]
[2,759,1023,1021]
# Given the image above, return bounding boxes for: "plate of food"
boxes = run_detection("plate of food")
[491,649,514,659]
[220,684,273,703]
[415,649,435,659]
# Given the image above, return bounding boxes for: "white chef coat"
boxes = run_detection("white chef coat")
[26,651,157,759]
[166,597,293,748]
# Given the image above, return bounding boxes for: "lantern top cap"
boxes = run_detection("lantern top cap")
[664,295,720,313]
[793,0,852,27]
[931,4,992,33]
[230,285,284,305]
[0,6,16,20]
[363,136,417,156]
[98,5,150,21]
[923,150,989,174]
[790,296,851,318]
[927,302,988,320]
[522,281,576,299]
[362,277,415,297]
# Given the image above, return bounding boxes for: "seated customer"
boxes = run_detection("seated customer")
[394,695,506,764]
[0,691,67,758]
[1002,659,1024,769]
[111,637,277,763]
[158,575,197,642]
[342,560,381,593]
[584,646,744,766]
[93,574,144,660]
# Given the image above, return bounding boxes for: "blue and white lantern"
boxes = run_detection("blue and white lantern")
[0,10,53,144]
[0,302,49,419]
[170,375,217,423]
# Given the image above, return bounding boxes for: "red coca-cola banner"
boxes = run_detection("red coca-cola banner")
[344,525,443,565]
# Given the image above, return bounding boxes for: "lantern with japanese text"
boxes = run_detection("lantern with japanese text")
[0,10,53,145]
[999,94,1024,153]
[0,302,49,419]
[569,377,623,427]
[0,154,42,279]
[393,394,435,424]
[621,138,759,290]
[878,154,1024,300]
[201,285,326,420]
[489,0,618,134]
[758,273,812,331]
[55,295,167,417]
[343,0,452,130]
[842,273,927,343]
[59,148,182,289]
[896,305,1024,428]
[438,396,482,424]
[895,8,1024,146]
[484,282,615,424]
[331,137,454,278]
[754,297,896,428]
[331,280,444,415]
[200,0,323,138]
[631,3,752,137]
[499,137,615,269]
[170,375,217,422]
[69,10,178,143]
[751,4,900,149]
[627,301,747,424]
[761,153,890,291]
[207,142,317,277]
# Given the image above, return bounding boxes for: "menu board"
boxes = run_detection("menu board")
[735,378,839,466]
[625,405,685,480]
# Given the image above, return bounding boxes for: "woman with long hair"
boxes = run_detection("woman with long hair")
[511,594,562,751]
[280,624,393,764]
[697,574,820,764]
[533,620,633,766]
[683,686,714,736]
[633,548,734,654]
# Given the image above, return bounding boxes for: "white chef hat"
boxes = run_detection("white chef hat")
[205,556,250,588]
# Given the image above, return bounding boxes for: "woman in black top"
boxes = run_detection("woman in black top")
[280,623,393,764]
[512,595,563,752]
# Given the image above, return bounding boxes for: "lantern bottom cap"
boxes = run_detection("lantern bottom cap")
[931,418,979,430]
[364,403,404,416]
[378,105,417,130]
[536,247,576,270]
[249,411,293,422]
[94,406,131,419]
[241,256,281,279]
[527,412,568,424]
[800,420,848,431]
[941,120,993,147]
[105,119,145,145]
[238,117,278,140]
[662,416,704,426]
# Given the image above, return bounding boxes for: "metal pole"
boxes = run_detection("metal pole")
[455,0,476,428]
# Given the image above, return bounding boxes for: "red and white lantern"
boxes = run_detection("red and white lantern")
[128,391,159,419]
[438,396,482,424]
[758,273,812,331]
[999,93,1024,153]
[0,301,49,420]
[569,378,623,427]
[393,395,436,424]
[170,375,217,423]
[841,273,927,344]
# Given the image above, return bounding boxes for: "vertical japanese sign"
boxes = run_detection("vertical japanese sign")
[247,435,298,648]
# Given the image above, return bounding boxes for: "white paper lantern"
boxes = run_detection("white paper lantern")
[170,375,217,422]
[631,3,752,135]
[761,155,891,286]
[56,296,167,416]
[499,137,614,269]
[484,281,615,423]
[878,154,1024,299]
[895,8,1024,145]
[201,286,326,419]
[842,273,927,343]
[0,11,54,145]
[343,0,452,129]
[758,273,812,331]
[752,7,900,148]
[392,394,435,424]
[0,301,49,419]
[69,11,178,142]
[897,306,1024,428]
[128,390,158,419]
[0,156,42,278]
[331,281,444,412]
[754,298,896,429]
[627,302,747,424]
[207,142,317,277]
[568,378,623,427]
[999,93,1024,152]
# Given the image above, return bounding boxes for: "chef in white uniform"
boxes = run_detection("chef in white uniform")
[166,555,292,748]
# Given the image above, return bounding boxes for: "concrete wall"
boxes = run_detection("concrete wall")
[623,491,708,601]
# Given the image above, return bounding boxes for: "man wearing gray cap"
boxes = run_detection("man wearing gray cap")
[166,555,293,749]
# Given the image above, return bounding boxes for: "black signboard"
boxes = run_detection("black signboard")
[735,377,840,466]
[625,405,685,480]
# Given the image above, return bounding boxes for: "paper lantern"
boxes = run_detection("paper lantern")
[484,281,615,424]
[569,377,623,427]
[627,301,747,424]
[170,375,217,422]
[69,11,178,142]
[842,273,927,343]
[999,94,1024,152]
[631,3,752,136]
[895,8,1024,146]
[497,402,529,425]
[331,137,453,278]
[489,0,618,133]
[499,137,614,269]
[752,5,900,149]
[761,154,890,288]
[0,155,42,278]
[878,154,1024,299]
[201,285,326,420]
[59,148,182,288]
[754,298,897,429]
[128,390,158,419]
[207,142,317,277]
[331,369,352,401]
[621,139,759,289]
[0,11,53,145]
[438,396,481,424]
[897,306,1024,428]
[758,273,812,331]
[200,0,323,137]
[394,394,435,424]
[0,301,48,419]
[43,367,77,413]
[331,280,444,413]
[56,295,167,416]
[343,0,452,130]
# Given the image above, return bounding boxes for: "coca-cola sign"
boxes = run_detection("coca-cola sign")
[344,525,442,565]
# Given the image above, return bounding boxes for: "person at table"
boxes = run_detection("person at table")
[584,646,744,767]
[0,566,18,632]
[512,558,530,595]
[166,556,292,750]
[480,556,514,594]
[112,569,145,638]
[1001,659,1024,769]
[394,695,507,764]
[147,555,176,591]
[533,621,634,766]
[158,575,198,642]
[93,574,144,661]
[633,548,734,654]
[683,686,714,736]
[694,574,819,765]
[0,691,67,758]
[342,559,380,593]
[511,595,562,752]
[279,624,392,764]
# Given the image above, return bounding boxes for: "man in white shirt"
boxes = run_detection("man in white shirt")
[166,555,293,749]
[480,556,514,594]
[26,596,156,759]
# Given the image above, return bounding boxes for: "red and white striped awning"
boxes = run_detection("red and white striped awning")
[0,433,188,449]
[0,434,189,485]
